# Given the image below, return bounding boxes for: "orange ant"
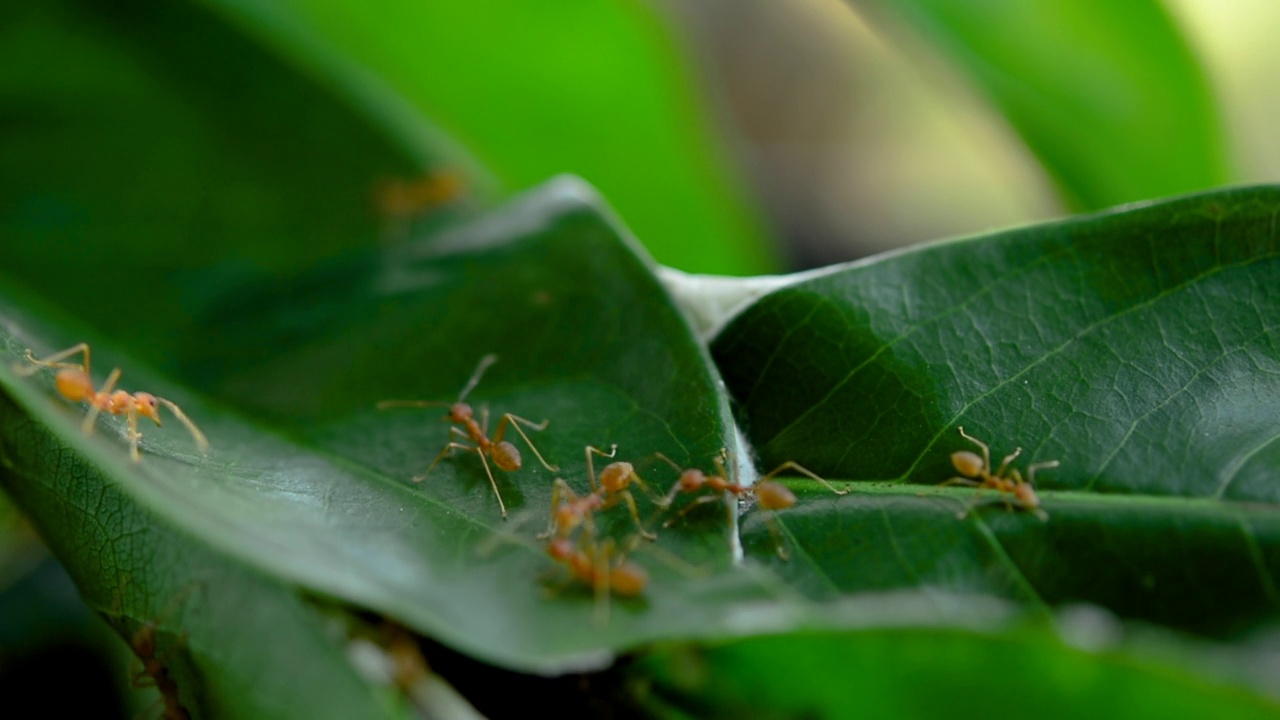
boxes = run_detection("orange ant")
[130,616,191,720]
[654,452,847,560]
[106,581,201,720]
[377,354,558,518]
[374,170,466,218]
[540,444,659,542]
[544,533,648,626]
[941,426,1057,521]
[16,343,209,462]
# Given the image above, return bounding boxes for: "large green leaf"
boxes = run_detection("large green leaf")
[711,186,1280,636]
[0,391,399,718]
[0,0,458,358]
[201,0,776,274]
[857,0,1228,209]
[634,625,1280,719]
[0,178,783,674]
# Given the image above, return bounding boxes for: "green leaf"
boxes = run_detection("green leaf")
[201,0,777,274]
[1,178,783,674]
[857,0,1228,209]
[711,186,1280,636]
[0,0,458,357]
[0,392,400,718]
[634,625,1280,719]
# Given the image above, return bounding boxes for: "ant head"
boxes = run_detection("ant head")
[54,369,94,402]
[448,402,473,423]
[951,450,985,478]
[678,469,705,492]
[133,393,162,424]
[599,462,634,493]
[754,480,797,511]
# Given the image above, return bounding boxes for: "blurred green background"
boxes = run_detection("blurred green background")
[2,0,1278,714]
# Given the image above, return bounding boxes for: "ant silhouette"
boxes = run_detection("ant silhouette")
[541,444,659,542]
[378,354,558,518]
[16,343,208,462]
[544,532,648,626]
[654,451,847,559]
[941,426,1057,521]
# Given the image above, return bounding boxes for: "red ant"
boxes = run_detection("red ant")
[373,170,466,219]
[130,617,191,720]
[106,581,201,720]
[544,533,648,626]
[540,445,659,542]
[377,354,558,518]
[941,426,1057,521]
[16,343,208,462]
[654,451,847,559]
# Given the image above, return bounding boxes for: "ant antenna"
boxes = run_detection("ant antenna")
[457,354,498,403]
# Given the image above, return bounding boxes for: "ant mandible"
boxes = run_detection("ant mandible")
[16,343,209,462]
[654,452,847,559]
[941,426,1057,520]
[540,445,659,542]
[377,354,558,518]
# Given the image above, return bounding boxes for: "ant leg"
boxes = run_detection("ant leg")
[939,477,981,488]
[18,342,91,376]
[81,367,121,436]
[375,399,450,411]
[1026,460,1059,486]
[956,488,990,520]
[994,447,1023,478]
[626,469,663,504]
[416,441,479,482]
[155,398,210,455]
[956,427,991,474]
[619,490,657,541]
[474,448,508,518]
[648,452,683,474]
[126,406,142,462]
[591,540,614,628]
[480,404,489,436]
[761,461,849,496]
[584,444,618,492]
[763,512,791,561]
[494,414,559,471]
[538,478,577,539]
[663,494,721,527]
[456,354,498,404]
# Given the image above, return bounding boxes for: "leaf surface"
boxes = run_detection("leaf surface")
[858,0,1228,209]
[713,187,1280,636]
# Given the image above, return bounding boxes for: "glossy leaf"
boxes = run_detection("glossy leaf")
[0,0,459,359]
[201,0,777,274]
[858,0,1228,209]
[635,625,1280,719]
[712,186,1280,636]
[0,391,398,718]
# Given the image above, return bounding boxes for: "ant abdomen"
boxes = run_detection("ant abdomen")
[55,369,94,402]
[609,563,649,597]
[754,481,797,511]
[491,441,521,472]
[951,450,985,477]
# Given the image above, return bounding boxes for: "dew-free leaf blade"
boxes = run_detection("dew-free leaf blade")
[635,624,1280,720]
[0,0,461,359]
[713,186,1280,635]
[857,0,1228,209]
[202,0,777,273]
